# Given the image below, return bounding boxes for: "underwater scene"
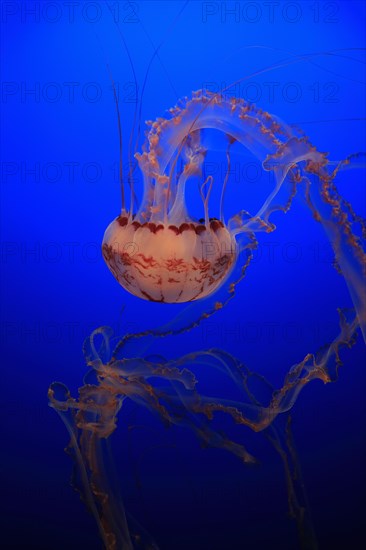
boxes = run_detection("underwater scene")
[1,1,366,549]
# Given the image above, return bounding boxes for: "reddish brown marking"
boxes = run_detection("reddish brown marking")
[192,256,211,272]
[210,220,224,232]
[140,289,165,302]
[179,222,194,234]
[168,225,179,235]
[117,216,128,227]
[195,225,206,235]
[138,254,157,266]
[102,243,113,260]
[117,217,223,236]
[165,258,187,270]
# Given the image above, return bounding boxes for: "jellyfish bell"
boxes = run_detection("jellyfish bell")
[102,214,236,303]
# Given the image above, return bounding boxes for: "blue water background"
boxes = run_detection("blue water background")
[1,1,366,548]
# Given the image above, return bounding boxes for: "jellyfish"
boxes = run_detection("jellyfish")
[75,75,365,546]
[101,88,366,343]
[102,89,293,303]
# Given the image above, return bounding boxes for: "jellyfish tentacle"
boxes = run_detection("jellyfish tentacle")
[49,304,361,548]
[220,138,234,223]
[199,175,214,227]
[105,2,140,216]
[303,161,366,341]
